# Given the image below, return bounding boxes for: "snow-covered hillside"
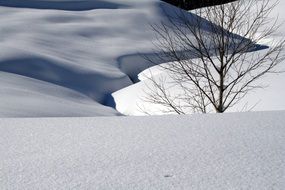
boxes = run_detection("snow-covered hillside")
[0,0,284,117]
[1,111,285,189]
[0,0,183,117]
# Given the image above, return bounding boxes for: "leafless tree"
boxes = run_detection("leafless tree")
[142,0,285,114]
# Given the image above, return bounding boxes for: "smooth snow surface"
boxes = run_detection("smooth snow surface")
[1,111,285,189]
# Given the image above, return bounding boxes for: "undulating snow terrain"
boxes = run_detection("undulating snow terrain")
[0,0,180,117]
[1,1,285,189]
[1,111,285,189]
[1,0,283,117]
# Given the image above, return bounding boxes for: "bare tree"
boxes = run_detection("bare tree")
[142,0,285,114]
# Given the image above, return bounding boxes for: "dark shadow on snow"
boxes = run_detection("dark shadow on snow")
[0,56,131,110]
[118,44,267,83]
[118,51,196,83]
[118,3,268,83]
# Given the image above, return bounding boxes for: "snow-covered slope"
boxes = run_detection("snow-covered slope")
[0,0,183,117]
[1,111,285,189]
[0,71,120,117]
[113,0,285,115]
[0,0,284,117]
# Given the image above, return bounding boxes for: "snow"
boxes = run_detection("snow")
[0,71,120,117]
[1,1,284,189]
[113,0,285,115]
[1,111,285,189]
[0,0,178,117]
[1,2,285,188]
[1,0,283,116]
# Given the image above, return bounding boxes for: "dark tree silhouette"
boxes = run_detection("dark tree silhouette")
[162,0,237,10]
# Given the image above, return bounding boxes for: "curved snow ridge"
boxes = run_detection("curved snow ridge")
[0,0,130,11]
[0,55,130,102]
[0,71,121,117]
[0,111,284,189]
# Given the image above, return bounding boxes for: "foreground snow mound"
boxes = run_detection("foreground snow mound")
[1,111,285,189]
